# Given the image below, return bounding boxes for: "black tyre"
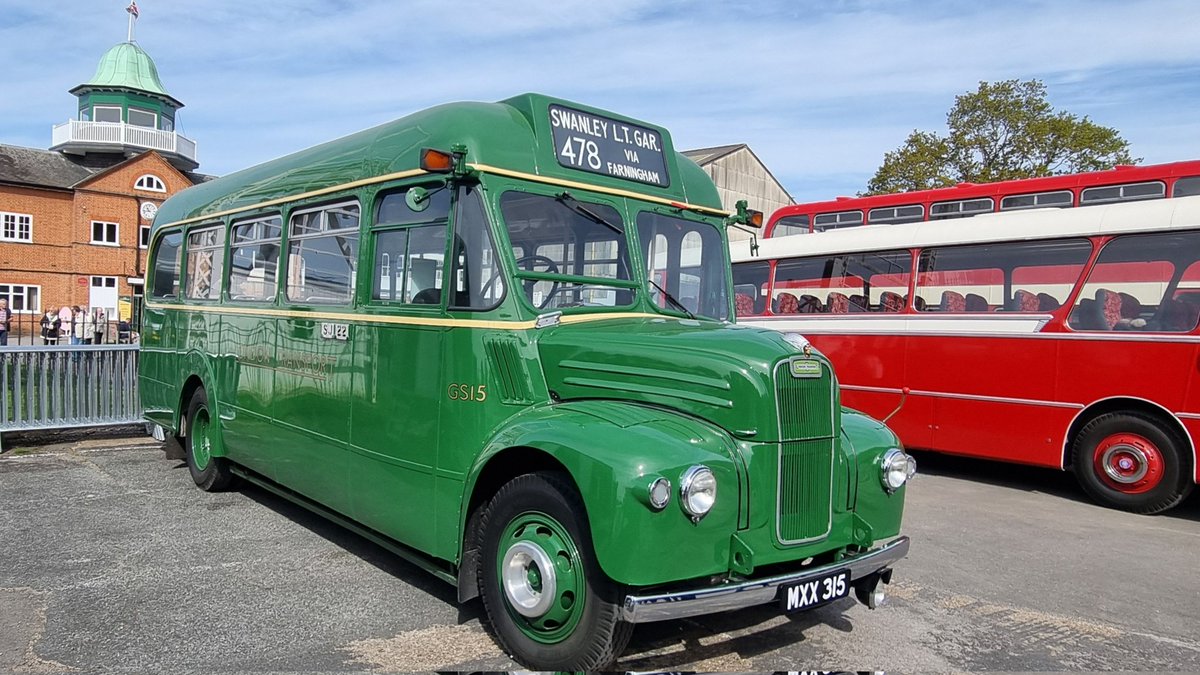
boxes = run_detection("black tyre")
[184,388,235,492]
[1071,412,1193,514]
[476,472,632,670]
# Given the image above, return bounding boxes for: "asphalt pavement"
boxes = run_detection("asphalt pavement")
[1,427,1198,671]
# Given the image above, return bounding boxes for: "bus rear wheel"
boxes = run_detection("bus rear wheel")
[1071,412,1192,514]
[476,472,632,670]
[185,388,235,492]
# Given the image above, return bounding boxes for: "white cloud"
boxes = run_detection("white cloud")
[2,0,1200,203]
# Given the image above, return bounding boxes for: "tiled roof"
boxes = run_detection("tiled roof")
[0,144,97,189]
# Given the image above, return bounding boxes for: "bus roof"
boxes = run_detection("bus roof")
[154,93,723,229]
[735,195,1200,262]
[765,159,1200,231]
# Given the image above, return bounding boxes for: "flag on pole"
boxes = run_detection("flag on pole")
[126,1,139,18]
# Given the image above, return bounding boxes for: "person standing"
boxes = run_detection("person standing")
[70,306,86,345]
[0,298,10,346]
[40,308,61,345]
[58,305,73,344]
[82,307,97,344]
[93,308,108,345]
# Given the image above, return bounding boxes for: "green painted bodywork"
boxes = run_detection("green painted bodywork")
[140,93,906,594]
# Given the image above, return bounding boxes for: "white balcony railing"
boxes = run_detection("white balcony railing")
[51,120,197,165]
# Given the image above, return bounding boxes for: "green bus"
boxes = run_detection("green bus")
[140,93,914,669]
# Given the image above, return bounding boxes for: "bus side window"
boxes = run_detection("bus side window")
[285,202,360,305]
[185,224,225,301]
[150,231,183,300]
[1073,231,1200,332]
[371,226,446,304]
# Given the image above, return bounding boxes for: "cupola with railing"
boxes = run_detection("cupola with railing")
[50,5,197,171]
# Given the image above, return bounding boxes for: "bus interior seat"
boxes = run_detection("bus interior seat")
[1095,288,1123,329]
[776,292,800,314]
[1150,297,1200,332]
[1118,292,1142,319]
[941,290,966,312]
[734,292,756,316]
[1010,289,1039,312]
[798,294,823,313]
[965,293,988,312]
[827,292,850,314]
[906,294,927,311]
[1037,292,1061,311]
[734,284,763,314]
[879,291,904,313]
[849,294,868,312]
[412,287,442,305]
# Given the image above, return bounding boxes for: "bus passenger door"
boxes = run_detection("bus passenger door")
[271,202,361,513]
[348,185,453,554]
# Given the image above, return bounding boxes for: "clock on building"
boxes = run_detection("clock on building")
[140,201,158,221]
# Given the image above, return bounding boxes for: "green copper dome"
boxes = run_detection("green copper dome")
[71,42,182,108]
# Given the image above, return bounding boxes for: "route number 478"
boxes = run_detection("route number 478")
[560,136,602,170]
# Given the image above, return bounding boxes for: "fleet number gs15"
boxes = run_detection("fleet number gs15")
[448,383,487,402]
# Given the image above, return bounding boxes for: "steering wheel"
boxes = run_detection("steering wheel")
[481,254,561,309]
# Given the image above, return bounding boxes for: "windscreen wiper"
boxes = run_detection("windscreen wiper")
[648,278,696,320]
[557,191,624,235]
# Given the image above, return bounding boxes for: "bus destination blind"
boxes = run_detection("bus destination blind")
[549,104,669,187]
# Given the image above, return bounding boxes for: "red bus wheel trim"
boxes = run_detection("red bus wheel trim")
[1093,432,1164,494]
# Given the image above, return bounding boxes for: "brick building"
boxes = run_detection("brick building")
[0,29,208,341]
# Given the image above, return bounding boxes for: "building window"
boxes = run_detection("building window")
[139,226,151,249]
[92,221,119,246]
[128,108,157,128]
[0,284,41,313]
[2,212,33,242]
[135,174,166,192]
[94,106,122,123]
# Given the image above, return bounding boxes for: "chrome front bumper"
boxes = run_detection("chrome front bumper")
[621,535,909,623]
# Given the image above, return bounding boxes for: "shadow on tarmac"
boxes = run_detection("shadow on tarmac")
[910,449,1200,522]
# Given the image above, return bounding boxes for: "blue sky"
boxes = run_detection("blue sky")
[2,0,1199,203]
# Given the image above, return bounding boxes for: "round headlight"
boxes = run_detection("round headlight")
[680,465,716,519]
[881,448,916,492]
[647,477,671,510]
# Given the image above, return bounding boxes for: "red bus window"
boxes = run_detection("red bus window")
[1071,231,1200,332]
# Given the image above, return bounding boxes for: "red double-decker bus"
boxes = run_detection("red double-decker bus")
[766,160,1200,237]
[732,195,1200,514]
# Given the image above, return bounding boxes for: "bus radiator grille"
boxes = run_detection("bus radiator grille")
[777,438,835,543]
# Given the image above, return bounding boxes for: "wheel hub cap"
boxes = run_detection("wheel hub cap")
[1093,432,1163,494]
[502,541,557,618]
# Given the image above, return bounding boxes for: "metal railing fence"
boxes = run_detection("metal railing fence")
[0,345,142,450]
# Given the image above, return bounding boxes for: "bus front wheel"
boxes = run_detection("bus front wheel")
[476,472,632,670]
[1071,412,1192,514]
[185,388,235,492]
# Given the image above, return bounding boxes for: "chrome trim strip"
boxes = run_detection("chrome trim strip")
[773,357,835,545]
[840,384,1086,410]
[621,536,910,623]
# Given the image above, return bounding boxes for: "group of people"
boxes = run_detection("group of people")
[39,306,111,345]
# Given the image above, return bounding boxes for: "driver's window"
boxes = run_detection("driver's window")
[449,186,504,310]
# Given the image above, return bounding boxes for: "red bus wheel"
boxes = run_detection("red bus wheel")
[1072,412,1192,514]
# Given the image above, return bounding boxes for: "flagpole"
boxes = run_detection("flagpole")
[127,9,134,42]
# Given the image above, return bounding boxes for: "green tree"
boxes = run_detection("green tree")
[865,79,1138,195]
